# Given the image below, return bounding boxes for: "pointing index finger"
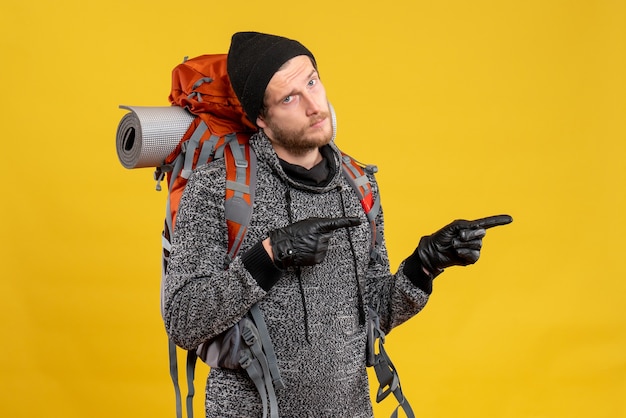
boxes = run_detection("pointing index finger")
[320,216,362,232]
[469,214,513,229]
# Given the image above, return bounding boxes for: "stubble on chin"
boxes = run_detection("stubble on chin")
[267,113,332,156]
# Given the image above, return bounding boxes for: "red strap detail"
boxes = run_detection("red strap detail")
[341,153,373,216]
[361,192,374,214]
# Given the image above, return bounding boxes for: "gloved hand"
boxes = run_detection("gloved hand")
[269,217,361,269]
[417,214,513,275]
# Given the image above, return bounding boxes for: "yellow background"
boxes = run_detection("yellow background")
[2,0,624,417]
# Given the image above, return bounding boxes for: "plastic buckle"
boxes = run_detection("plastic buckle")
[241,325,256,346]
[234,158,248,168]
[365,164,379,174]
[239,352,252,369]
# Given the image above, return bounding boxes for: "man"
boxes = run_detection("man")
[163,31,512,417]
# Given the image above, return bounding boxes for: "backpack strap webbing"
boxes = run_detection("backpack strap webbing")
[239,314,280,418]
[249,304,284,390]
[165,337,201,418]
[223,134,256,267]
[168,338,183,418]
[181,121,209,179]
[185,347,198,418]
[340,153,383,264]
[196,133,221,167]
[368,308,415,418]
[239,347,271,418]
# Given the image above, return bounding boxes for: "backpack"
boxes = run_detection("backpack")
[118,54,414,418]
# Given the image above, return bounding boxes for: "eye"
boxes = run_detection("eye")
[307,79,317,88]
[282,95,293,104]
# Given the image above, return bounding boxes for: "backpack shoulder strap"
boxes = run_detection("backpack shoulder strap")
[223,133,256,267]
[340,152,383,264]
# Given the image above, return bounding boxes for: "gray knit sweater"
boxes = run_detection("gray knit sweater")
[163,132,431,417]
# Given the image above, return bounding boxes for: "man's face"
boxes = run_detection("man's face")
[256,55,332,156]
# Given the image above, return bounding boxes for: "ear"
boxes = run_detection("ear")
[256,115,267,129]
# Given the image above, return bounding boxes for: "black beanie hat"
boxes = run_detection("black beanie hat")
[227,32,317,125]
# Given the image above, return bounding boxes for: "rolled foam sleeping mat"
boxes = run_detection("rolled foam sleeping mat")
[116,105,195,169]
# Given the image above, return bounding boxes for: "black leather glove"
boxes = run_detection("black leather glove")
[417,214,513,275]
[269,217,361,269]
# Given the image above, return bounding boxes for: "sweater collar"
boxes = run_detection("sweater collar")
[278,145,335,187]
[250,131,343,192]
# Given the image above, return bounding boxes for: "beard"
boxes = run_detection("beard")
[263,112,333,156]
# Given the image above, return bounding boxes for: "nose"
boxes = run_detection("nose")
[303,91,321,116]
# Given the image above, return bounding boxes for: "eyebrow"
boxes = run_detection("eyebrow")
[278,69,319,102]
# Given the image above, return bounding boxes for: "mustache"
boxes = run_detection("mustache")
[309,111,330,126]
